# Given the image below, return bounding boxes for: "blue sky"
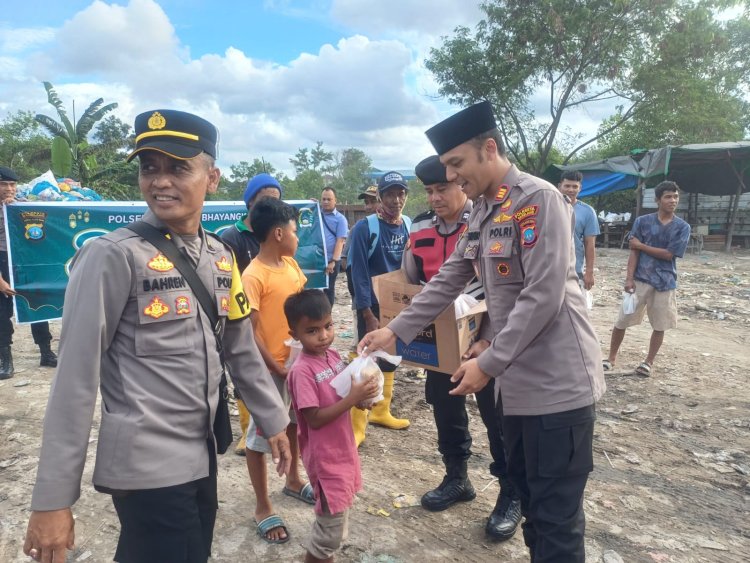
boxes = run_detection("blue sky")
[1,0,609,179]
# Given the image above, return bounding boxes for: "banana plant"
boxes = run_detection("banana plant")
[35,81,117,185]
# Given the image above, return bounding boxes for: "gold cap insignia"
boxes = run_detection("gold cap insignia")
[147,111,167,130]
[215,256,232,272]
[144,296,170,319]
[148,253,175,272]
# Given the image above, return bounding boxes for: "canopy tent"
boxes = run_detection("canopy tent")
[638,142,750,196]
[544,141,750,251]
[543,156,642,198]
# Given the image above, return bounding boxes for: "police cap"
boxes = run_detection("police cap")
[127,109,218,162]
[414,155,447,186]
[425,101,497,155]
[0,166,19,182]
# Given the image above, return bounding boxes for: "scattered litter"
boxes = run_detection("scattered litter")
[0,458,19,469]
[366,506,390,517]
[602,550,624,563]
[13,379,30,387]
[621,404,639,415]
[391,493,419,508]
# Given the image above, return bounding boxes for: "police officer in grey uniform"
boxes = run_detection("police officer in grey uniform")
[360,102,605,562]
[24,110,292,563]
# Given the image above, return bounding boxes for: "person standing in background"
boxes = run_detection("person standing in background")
[0,166,57,380]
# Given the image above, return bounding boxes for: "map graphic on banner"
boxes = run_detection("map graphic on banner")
[3,200,327,324]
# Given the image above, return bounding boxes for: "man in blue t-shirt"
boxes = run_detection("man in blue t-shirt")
[320,186,348,305]
[348,171,411,443]
[603,181,691,377]
[558,171,600,289]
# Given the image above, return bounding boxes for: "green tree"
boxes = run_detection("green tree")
[286,169,325,200]
[89,116,139,200]
[329,148,372,203]
[426,0,689,175]
[216,158,278,200]
[596,3,749,156]
[290,141,334,174]
[0,111,50,180]
[34,81,117,185]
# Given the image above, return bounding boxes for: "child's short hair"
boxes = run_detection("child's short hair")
[251,197,299,242]
[654,180,679,200]
[284,289,331,329]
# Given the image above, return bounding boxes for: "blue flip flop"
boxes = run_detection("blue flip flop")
[255,514,289,544]
[282,482,315,505]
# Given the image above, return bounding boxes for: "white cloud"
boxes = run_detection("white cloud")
[0,26,55,54]
[331,0,482,36]
[0,0,609,180]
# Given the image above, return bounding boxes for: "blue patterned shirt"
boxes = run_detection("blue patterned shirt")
[631,213,690,291]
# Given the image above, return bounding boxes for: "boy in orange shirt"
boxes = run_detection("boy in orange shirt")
[242,197,311,544]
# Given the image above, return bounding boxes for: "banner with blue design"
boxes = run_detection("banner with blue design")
[3,200,327,324]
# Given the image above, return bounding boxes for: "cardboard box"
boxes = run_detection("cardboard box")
[373,270,486,374]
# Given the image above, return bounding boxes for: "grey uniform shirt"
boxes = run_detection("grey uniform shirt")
[388,166,605,416]
[31,211,289,511]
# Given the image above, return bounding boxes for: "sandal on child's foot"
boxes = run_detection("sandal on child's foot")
[634,362,652,377]
[602,359,614,372]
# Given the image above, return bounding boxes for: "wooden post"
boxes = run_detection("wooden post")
[635,179,644,217]
[725,155,748,253]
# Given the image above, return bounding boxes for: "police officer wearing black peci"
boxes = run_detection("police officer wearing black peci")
[0,166,58,379]
[24,110,292,563]
[402,155,520,541]
[361,101,605,562]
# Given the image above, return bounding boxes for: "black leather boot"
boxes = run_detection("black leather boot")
[39,342,58,368]
[0,346,14,380]
[485,477,522,541]
[420,458,476,512]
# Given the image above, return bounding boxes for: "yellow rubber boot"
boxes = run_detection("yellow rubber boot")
[351,406,368,447]
[369,371,410,429]
[235,399,251,455]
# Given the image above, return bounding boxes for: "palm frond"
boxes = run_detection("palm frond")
[76,102,118,138]
[34,114,70,143]
[42,81,75,141]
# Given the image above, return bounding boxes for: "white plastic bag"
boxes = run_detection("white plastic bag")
[283,338,303,369]
[454,293,479,317]
[329,350,401,406]
[622,291,638,315]
[578,280,593,311]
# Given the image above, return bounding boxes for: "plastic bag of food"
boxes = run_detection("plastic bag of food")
[622,291,638,315]
[283,338,303,369]
[329,350,401,406]
[454,293,479,317]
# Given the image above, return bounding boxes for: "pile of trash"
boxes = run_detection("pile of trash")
[16,170,103,202]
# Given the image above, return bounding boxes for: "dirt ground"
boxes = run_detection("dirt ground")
[1,247,749,562]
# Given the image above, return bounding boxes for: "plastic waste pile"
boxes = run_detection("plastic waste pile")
[15,170,103,202]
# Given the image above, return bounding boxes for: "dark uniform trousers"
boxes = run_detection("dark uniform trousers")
[502,404,595,563]
[324,263,339,305]
[111,444,218,563]
[0,251,52,348]
[425,369,508,478]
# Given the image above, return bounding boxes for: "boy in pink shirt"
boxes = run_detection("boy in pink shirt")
[284,290,379,563]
